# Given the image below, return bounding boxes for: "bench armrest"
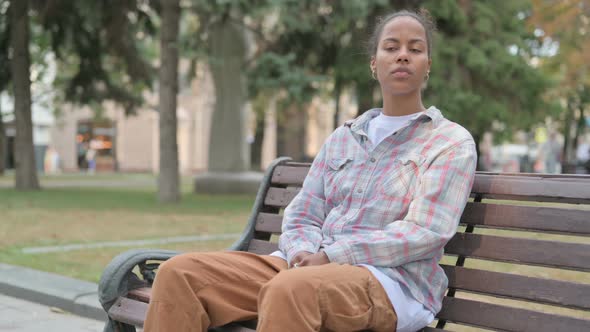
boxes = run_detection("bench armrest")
[98,248,179,313]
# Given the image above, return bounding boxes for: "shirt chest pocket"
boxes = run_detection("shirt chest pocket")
[381,153,425,198]
[324,157,354,199]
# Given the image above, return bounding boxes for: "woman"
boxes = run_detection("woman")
[145,9,477,332]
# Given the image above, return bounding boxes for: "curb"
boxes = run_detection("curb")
[0,263,107,322]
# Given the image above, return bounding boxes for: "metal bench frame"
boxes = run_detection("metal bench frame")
[99,157,590,332]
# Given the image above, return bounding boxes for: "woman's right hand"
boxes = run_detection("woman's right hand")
[289,251,313,268]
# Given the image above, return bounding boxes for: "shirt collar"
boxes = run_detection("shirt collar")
[345,106,444,134]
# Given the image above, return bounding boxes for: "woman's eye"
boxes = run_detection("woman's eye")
[411,49,422,53]
[386,47,398,51]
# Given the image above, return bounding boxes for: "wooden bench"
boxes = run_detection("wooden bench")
[98,157,590,332]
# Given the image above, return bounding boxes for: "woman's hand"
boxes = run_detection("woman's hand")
[293,251,330,268]
[289,251,312,268]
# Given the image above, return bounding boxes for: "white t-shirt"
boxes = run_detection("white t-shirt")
[270,110,437,331]
[367,111,422,150]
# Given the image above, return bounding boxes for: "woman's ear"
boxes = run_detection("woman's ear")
[370,56,376,74]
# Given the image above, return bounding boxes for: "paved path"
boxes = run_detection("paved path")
[22,233,241,254]
[0,294,104,332]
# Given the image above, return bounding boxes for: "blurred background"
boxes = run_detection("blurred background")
[0,0,589,284]
[1,0,589,181]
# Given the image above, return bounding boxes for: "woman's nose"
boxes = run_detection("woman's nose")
[396,48,409,63]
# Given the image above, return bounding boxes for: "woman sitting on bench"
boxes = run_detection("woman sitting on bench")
[144,9,477,332]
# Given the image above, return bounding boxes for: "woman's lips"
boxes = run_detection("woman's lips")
[392,71,411,78]
[390,68,413,79]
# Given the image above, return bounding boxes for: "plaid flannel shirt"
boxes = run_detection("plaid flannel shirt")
[278,107,477,314]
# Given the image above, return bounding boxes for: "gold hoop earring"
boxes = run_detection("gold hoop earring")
[425,71,430,81]
[372,70,377,80]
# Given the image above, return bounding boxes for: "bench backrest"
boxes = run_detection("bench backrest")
[242,159,590,332]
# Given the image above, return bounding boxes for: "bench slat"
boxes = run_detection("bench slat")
[255,213,283,234]
[109,295,257,331]
[264,178,590,209]
[248,233,590,271]
[264,187,300,208]
[267,168,590,202]
[265,174,590,208]
[472,174,590,203]
[461,203,590,235]
[108,297,148,328]
[116,266,590,312]
[445,233,590,270]
[437,297,590,332]
[127,287,151,303]
[255,203,590,236]
[210,323,256,332]
[271,166,309,185]
[247,239,279,255]
[442,265,590,310]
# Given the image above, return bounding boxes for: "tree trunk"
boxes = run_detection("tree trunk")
[207,18,250,172]
[10,0,39,190]
[250,110,264,171]
[562,97,574,166]
[355,78,376,117]
[0,104,5,176]
[472,133,483,171]
[277,103,308,161]
[157,0,181,203]
[573,105,585,155]
[333,77,341,130]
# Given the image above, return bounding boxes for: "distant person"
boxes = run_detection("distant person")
[144,9,477,332]
[77,142,88,170]
[85,147,97,174]
[43,147,61,174]
[479,132,493,171]
[539,131,562,173]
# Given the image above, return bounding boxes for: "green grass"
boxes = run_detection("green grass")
[0,186,254,213]
[0,174,256,282]
[0,240,236,283]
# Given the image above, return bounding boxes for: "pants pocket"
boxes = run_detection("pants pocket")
[318,274,374,332]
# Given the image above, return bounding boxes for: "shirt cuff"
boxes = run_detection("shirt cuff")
[284,245,315,264]
[323,240,356,265]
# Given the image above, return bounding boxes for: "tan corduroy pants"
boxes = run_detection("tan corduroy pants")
[143,251,397,332]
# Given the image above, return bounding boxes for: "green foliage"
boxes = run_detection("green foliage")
[423,0,551,138]
[37,0,159,114]
[247,1,377,104]
[243,0,552,139]
[248,52,324,103]
[2,0,555,141]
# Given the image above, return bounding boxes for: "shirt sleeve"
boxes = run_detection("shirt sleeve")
[323,140,477,267]
[278,141,329,263]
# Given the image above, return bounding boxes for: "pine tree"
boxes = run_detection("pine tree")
[424,0,550,143]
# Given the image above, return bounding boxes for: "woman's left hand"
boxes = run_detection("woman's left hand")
[296,251,330,267]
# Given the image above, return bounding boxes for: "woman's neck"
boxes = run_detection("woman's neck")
[381,92,426,117]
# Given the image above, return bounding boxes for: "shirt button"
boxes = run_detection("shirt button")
[370,158,376,163]
[357,189,363,193]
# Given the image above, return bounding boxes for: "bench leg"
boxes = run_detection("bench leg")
[103,319,136,332]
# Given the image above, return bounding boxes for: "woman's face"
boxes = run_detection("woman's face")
[371,16,431,97]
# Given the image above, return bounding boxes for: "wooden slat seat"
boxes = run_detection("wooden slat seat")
[100,158,590,331]
[437,297,590,332]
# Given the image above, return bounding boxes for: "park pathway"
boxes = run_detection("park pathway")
[0,293,105,332]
